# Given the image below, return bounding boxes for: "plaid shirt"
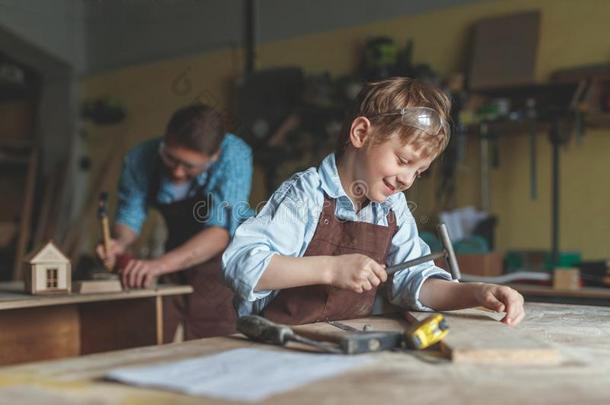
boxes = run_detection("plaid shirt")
[116,133,253,236]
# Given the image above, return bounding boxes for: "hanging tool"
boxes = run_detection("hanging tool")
[479,122,491,211]
[387,223,461,280]
[98,192,113,272]
[570,79,591,144]
[526,98,538,200]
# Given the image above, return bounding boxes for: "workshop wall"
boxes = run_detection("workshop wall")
[82,0,610,259]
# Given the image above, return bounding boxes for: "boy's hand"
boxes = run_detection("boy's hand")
[328,254,387,293]
[474,283,525,326]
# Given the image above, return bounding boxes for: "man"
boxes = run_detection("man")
[97,103,253,340]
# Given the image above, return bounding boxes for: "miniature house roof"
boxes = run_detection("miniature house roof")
[25,241,70,264]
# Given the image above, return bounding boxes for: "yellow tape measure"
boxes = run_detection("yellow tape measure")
[405,314,449,350]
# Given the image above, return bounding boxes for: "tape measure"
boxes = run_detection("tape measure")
[405,314,449,350]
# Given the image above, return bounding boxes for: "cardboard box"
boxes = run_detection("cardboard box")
[436,252,503,277]
[553,268,581,290]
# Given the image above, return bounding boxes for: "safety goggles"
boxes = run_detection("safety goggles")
[158,142,213,174]
[369,107,448,136]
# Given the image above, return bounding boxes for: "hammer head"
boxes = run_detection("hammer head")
[437,223,461,280]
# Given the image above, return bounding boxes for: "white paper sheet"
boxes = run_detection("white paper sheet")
[106,348,373,402]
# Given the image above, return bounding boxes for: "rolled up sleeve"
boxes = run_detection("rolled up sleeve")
[205,137,254,235]
[115,152,149,234]
[222,175,318,305]
[386,194,453,311]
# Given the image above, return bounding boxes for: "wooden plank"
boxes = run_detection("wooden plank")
[12,147,37,280]
[73,280,123,294]
[468,11,540,90]
[32,161,64,247]
[294,309,560,365]
[407,308,560,365]
[79,298,158,355]
[155,295,163,345]
[0,305,80,366]
[512,283,610,299]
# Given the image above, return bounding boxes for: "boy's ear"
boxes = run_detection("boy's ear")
[349,116,372,149]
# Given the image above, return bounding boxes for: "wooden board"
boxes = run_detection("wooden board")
[468,11,540,90]
[407,308,560,365]
[73,280,123,294]
[12,147,37,280]
[294,308,559,365]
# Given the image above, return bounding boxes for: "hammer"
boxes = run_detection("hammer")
[98,192,113,272]
[387,223,461,280]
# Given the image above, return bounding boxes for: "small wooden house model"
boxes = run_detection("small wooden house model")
[24,241,71,295]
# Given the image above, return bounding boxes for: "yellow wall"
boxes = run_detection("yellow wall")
[82,0,610,259]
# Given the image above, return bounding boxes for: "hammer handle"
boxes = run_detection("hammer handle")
[386,251,446,275]
[100,216,113,271]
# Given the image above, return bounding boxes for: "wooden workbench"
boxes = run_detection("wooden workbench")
[0,281,193,366]
[512,283,610,306]
[0,302,609,404]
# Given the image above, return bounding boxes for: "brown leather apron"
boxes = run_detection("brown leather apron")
[263,195,397,325]
[149,161,237,341]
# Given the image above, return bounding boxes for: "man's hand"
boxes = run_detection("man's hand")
[119,258,167,289]
[95,239,126,270]
[328,254,387,293]
[474,283,525,326]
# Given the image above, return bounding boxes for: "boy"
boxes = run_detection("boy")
[222,78,525,326]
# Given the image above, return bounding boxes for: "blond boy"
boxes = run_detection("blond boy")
[222,77,525,326]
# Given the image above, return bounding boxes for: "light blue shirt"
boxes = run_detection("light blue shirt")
[116,133,253,236]
[222,153,452,316]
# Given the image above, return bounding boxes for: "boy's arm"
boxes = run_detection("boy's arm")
[256,253,387,293]
[385,194,453,309]
[222,176,317,302]
[419,278,525,326]
[222,171,387,301]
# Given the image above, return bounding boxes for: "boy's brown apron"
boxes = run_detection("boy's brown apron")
[263,195,397,325]
[149,163,236,341]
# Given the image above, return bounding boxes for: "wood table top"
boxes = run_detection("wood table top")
[0,302,609,404]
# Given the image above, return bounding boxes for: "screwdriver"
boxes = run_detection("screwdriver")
[237,315,343,354]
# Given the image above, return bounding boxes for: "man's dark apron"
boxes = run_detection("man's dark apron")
[263,195,398,325]
[149,163,236,341]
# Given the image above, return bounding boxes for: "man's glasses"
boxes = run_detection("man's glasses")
[158,142,213,174]
[368,107,449,136]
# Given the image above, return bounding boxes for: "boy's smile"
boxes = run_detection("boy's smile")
[358,133,435,203]
[338,118,436,208]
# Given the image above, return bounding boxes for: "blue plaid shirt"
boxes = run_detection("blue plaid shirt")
[222,153,452,316]
[116,133,253,236]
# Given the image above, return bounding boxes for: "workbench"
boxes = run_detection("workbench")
[0,302,608,404]
[512,283,610,307]
[0,281,193,366]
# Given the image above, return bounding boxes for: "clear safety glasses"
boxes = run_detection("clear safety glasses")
[158,142,213,174]
[369,107,449,136]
